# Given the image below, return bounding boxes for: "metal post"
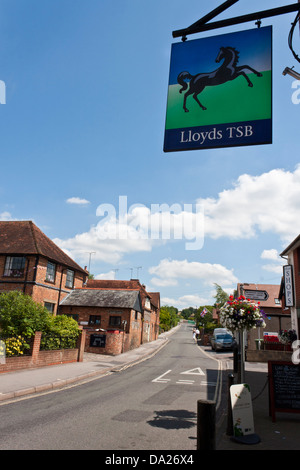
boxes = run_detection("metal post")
[226,374,234,436]
[237,329,245,383]
[233,343,238,373]
[173,3,300,38]
[197,400,216,450]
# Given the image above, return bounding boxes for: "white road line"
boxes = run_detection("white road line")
[152,369,172,383]
[176,380,195,385]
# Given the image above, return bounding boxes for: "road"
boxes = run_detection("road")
[0,323,229,450]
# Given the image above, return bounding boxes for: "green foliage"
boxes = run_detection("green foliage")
[213,283,230,307]
[0,292,80,352]
[180,307,197,320]
[41,315,80,350]
[3,336,30,357]
[0,291,52,337]
[159,305,179,332]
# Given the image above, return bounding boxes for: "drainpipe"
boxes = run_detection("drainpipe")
[57,266,65,315]
[23,257,30,294]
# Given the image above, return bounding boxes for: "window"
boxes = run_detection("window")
[44,302,55,313]
[4,256,26,277]
[109,316,121,327]
[45,261,56,283]
[61,313,79,322]
[65,269,74,288]
[89,315,101,326]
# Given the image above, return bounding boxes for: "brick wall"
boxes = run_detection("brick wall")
[60,304,143,355]
[0,330,85,374]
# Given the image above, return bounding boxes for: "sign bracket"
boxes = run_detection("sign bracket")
[173,2,300,40]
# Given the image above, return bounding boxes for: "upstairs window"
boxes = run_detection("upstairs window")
[109,316,121,327]
[65,269,74,288]
[4,256,26,277]
[89,315,101,326]
[45,261,56,283]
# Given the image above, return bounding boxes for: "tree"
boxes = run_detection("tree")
[181,307,197,320]
[0,291,80,352]
[213,283,229,307]
[0,291,52,337]
[159,305,179,331]
[195,306,213,327]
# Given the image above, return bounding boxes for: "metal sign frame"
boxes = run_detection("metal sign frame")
[172,1,300,40]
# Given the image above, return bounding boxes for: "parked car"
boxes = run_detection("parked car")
[210,329,236,351]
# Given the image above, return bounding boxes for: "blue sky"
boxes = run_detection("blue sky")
[1,0,300,309]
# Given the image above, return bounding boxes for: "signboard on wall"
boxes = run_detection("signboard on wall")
[164,26,272,152]
[283,265,294,307]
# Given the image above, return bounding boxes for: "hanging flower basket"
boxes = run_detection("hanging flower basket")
[219,295,266,332]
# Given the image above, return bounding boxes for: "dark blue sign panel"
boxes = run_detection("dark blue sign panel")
[164,27,272,152]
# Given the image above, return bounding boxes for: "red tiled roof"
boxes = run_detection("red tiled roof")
[0,221,86,274]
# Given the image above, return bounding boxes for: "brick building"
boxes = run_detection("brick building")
[59,288,143,354]
[0,221,87,313]
[86,279,160,343]
[280,234,300,339]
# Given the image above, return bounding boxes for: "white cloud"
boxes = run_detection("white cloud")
[261,249,279,261]
[261,249,285,274]
[66,197,90,205]
[162,295,210,309]
[0,211,13,220]
[94,270,116,280]
[149,258,238,287]
[53,222,153,265]
[54,165,300,266]
[198,165,300,243]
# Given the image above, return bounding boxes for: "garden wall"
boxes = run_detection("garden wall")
[0,329,86,374]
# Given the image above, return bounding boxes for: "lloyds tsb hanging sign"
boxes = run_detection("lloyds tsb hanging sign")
[164,26,272,152]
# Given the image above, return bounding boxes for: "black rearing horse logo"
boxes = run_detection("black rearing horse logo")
[177,46,262,113]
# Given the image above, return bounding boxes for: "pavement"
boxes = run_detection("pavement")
[0,325,299,451]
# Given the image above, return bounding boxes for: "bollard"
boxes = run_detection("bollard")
[197,400,216,450]
[226,374,234,436]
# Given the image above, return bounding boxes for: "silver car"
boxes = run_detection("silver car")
[210,331,235,351]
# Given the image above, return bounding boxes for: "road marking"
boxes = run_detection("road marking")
[180,367,205,376]
[152,369,172,383]
[201,381,217,387]
[176,379,195,385]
